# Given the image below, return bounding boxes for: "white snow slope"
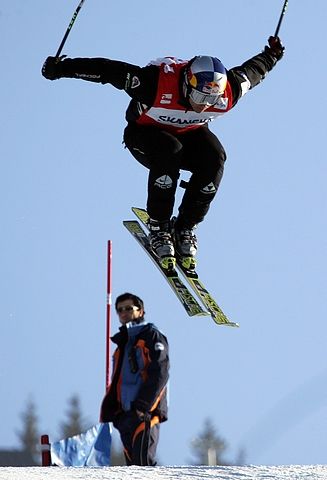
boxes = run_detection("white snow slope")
[0,465,326,480]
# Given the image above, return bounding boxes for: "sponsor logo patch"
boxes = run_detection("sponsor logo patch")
[201,182,216,194]
[158,115,207,126]
[154,175,173,189]
[160,93,173,104]
[154,342,165,351]
[131,76,141,89]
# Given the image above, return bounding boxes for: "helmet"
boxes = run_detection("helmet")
[184,56,227,106]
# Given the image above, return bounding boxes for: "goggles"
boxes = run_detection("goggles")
[189,88,220,106]
[117,305,140,313]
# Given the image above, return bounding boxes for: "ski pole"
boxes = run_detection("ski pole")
[55,0,86,58]
[105,240,112,392]
[274,0,289,37]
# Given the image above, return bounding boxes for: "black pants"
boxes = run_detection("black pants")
[113,411,160,466]
[124,123,226,226]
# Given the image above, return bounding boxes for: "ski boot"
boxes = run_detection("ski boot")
[148,218,176,271]
[173,218,198,271]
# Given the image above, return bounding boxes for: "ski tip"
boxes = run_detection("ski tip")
[131,206,146,213]
[213,318,240,328]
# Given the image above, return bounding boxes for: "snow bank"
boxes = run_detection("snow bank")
[0,465,326,480]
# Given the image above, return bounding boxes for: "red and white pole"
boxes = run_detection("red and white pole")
[40,434,51,466]
[105,240,112,392]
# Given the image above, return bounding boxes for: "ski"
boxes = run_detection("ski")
[123,220,209,317]
[131,207,239,327]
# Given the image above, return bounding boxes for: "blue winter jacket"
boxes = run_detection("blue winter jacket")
[100,321,169,423]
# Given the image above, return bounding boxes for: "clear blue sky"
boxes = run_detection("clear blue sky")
[2,0,327,466]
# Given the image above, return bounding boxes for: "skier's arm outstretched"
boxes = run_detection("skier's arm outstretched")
[227,36,284,106]
[42,56,158,105]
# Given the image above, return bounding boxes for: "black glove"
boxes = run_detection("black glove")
[264,36,285,61]
[135,410,151,423]
[41,56,65,80]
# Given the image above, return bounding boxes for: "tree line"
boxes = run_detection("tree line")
[9,395,245,466]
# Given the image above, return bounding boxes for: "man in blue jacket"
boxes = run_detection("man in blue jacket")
[100,292,169,466]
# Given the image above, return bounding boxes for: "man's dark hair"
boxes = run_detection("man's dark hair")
[115,292,144,312]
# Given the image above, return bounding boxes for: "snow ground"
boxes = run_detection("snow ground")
[1,465,327,480]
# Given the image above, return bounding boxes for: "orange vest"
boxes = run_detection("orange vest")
[136,57,233,134]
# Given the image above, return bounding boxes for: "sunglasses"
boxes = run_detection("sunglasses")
[116,306,140,313]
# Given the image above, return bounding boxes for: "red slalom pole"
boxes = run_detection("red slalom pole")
[40,434,51,466]
[105,240,112,392]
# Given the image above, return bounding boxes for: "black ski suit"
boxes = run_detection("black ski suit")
[42,48,280,225]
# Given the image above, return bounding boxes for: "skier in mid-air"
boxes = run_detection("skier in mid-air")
[42,36,284,270]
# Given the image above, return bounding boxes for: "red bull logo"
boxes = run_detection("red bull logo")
[202,81,220,94]
[205,81,219,88]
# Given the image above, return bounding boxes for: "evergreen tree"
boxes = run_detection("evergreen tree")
[189,417,230,466]
[235,446,247,466]
[59,394,90,439]
[16,397,39,459]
